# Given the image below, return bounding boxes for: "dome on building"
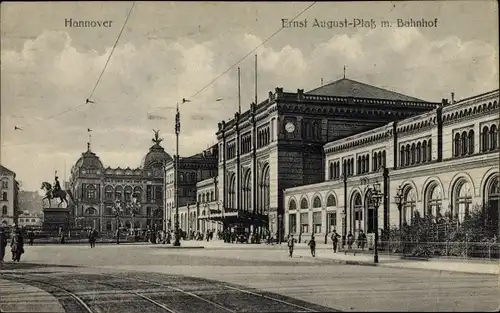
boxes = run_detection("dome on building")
[141,143,173,169]
[74,148,104,170]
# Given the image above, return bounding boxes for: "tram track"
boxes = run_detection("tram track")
[2,271,336,312]
[1,274,94,313]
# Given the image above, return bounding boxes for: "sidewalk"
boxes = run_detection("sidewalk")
[0,278,64,313]
[172,240,500,275]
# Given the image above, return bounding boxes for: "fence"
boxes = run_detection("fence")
[376,240,500,260]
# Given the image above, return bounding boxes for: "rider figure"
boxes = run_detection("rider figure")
[53,176,61,197]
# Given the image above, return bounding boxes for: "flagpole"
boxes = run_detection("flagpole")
[173,102,181,247]
[238,67,241,114]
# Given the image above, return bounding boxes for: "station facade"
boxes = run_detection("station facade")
[283,90,499,243]
[213,78,437,239]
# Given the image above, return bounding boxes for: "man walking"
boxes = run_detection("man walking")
[308,235,316,257]
[331,230,340,253]
[287,234,296,257]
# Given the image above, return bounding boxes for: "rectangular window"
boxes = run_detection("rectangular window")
[289,214,297,234]
[300,212,309,233]
[313,212,322,233]
[328,212,337,232]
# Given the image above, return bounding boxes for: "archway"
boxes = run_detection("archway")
[403,187,417,225]
[424,182,442,219]
[484,175,499,234]
[452,179,472,222]
[351,192,362,237]
[364,190,375,234]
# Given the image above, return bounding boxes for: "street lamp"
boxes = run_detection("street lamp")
[394,186,404,253]
[114,200,122,245]
[129,195,141,241]
[370,181,384,263]
[173,102,182,247]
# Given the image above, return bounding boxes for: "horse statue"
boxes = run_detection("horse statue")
[41,181,75,208]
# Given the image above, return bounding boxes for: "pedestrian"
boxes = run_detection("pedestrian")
[346,231,355,256]
[331,230,340,253]
[308,235,316,257]
[28,229,35,246]
[0,227,8,265]
[287,234,296,257]
[357,230,367,251]
[10,228,24,262]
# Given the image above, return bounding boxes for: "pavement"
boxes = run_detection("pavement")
[180,240,500,275]
[0,240,498,312]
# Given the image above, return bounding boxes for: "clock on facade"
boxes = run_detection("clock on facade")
[285,122,295,133]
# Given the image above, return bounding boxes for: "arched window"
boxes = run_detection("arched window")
[210,191,214,201]
[410,143,416,165]
[427,139,432,161]
[115,186,123,201]
[357,157,361,175]
[352,193,363,235]
[485,175,499,234]
[482,126,489,152]
[105,186,113,200]
[313,196,322,208]
[365,154,370,173]
[300,198,308,210]
[133,186,142,202]
[422,141,428,163]
[229,174,236,209]
[327,194,336,207]
[373,153,378,172]
[400,146,405,167]
[85,207,97,215]
[453,133,461,157]
[124,186,133,202]
[289,199,297,211]
[405,144,410,166]
[86,184,96,200]
[2,192,7,201]
[329,162,333,180]
[468,130,475,155]
[425,183,442,219]
[490,125,498,150]
[453,180,472,222]
[461,131,467,156]
[260,165,270,213]
[243,171,252,211]
[382,151,386,167]
[403,187,417,225]
[416,142,422,163]
[1,205,7,215]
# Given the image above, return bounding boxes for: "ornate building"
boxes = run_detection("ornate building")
[0,165,19,227]
[284,89,499,243]
[164,145,218,231]
[69,135,171,232]
[214,78,437,239]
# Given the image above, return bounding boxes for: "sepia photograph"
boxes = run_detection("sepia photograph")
[0,1,499,312]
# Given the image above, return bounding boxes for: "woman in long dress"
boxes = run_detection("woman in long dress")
[10,228,24,262]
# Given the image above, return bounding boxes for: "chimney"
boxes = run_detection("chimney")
[451,92,455,104]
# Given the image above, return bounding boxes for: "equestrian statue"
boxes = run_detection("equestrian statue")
[41,175,75,208]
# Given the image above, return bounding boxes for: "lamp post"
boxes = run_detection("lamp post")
[129,195,140,242]
[394,186,404,254]
[370,181,384,263]
[173,103,181,247]
[114,200,122,245]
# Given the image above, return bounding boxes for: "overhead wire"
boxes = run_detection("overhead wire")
[88,2,136,101]
[185,2,318,102]
[2,2,137,148]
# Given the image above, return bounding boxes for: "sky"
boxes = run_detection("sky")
[1,1,498,192]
